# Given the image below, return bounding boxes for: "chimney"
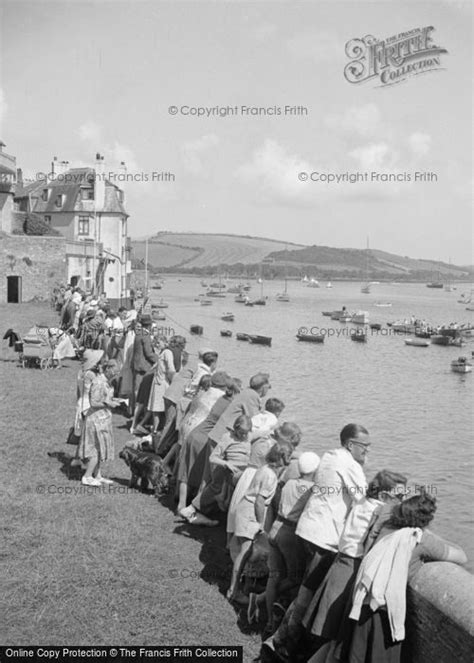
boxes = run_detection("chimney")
[0,140,5,153]
[94,153,106,210]
[51,156,58,175]
[17,168,23,186]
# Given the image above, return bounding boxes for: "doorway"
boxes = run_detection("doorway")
[7,276,22,303]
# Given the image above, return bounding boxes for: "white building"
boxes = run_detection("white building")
[14,153,132,305]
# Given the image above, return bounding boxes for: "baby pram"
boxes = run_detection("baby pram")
[19,324,56,369]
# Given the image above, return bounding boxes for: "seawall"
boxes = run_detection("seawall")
[406,562,474,662]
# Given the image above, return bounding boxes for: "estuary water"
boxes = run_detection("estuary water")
[150,277,474,569]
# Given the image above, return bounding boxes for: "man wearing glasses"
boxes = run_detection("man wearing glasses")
[270,423,370,655]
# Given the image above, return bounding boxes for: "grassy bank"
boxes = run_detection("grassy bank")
[0,304,259,657]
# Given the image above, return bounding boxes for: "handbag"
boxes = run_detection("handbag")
[66,426,80,445]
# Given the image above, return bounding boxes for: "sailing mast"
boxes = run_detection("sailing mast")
[361,237,371,294]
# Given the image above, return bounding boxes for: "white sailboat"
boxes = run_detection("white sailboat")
[361,238,371,294]
[277,258,290,302]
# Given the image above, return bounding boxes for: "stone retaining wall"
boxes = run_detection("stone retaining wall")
[406,562,474,662]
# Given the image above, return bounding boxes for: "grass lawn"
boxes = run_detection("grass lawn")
[0,303,260,657]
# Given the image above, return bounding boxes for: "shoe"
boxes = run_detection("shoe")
[134,424,150,435]
[247,592,259,624]
[188,512,219,527]
[179,505,196,520]
[81,476,102,487]
[97,476,114,485]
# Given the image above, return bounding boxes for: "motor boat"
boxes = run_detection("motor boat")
[248,334,272,347]
[200,299,213,306]
[276,292,290,302]
[374,302,392,307]
[451,357,472,373]
[296,333,324,343]
[220,330,232,337]
[405,338,430,347]
[236,333,250,341]
[221,312,235,322]
[154,299,169,308]
[351,329,367,342]
[235,294,248,303]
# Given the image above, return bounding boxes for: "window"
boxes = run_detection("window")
[41,189,49,202]
[44,215,51,225]
[78,216,90,235]
[55,194,63,208]
[81,188,94,200]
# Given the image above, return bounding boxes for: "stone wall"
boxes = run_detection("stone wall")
[406,562,474,662]
[0,235,67,303]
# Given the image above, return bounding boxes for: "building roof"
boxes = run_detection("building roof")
[14,167,128,216]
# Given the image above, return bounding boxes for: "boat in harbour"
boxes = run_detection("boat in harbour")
[154,299,169,308]
[351,329,367,342]
[405,338,430,347]
[200,299,213,306]
[236,333,250,341]
[220,329,232,337]
[296,333,324,343]
[351,310,369,325]
[451,357,472,373]
[248,334,272,347]
[235,294,248,303]
[322,311,333,317]
[326,282,332,288]
[307,278,320,288]
[374,302,392,307]
[221,312,235,321]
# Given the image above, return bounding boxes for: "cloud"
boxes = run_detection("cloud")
[349,142,398,170]
[236,139,314,205]
[287,30,342,63]
[325,104,382,138]
[408,132,431,157]
[181,134,219,175]
[77,121,102,144]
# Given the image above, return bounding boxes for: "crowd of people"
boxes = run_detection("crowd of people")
[57,288,468,663]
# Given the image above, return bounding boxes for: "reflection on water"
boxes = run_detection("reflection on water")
[152,279,474,569]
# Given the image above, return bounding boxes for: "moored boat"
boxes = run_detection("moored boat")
[405,338,430,347]
[220,329,232,337]
[253,298,267,306]
[351,311,369,325]
[221,312,235,321]
[236,333,250,341]
[351,329,367,342]
[235,294,248,303]
[370,323,382,331]
[374,302,392,307]
[322,311,333,317]
[155,299,169,308]
[200,299,213,306]
[307,279,320,288]
[248,334,272,346]
[296,333,324,343]
[451,357,472,373]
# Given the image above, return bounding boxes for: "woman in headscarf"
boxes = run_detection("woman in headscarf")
[78,359,122,486]
[176,377,240,514]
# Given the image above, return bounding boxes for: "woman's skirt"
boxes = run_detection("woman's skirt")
[77,408,114,462]
[347,605,402,663]
[303,553,360,640]
[176,428,209,489]
[136,372,154,406]
[148,376,168,413]
[226,467,257,535]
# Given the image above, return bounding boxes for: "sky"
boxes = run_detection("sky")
[1,0,472,263]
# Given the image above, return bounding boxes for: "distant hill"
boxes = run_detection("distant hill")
[130,233,471,281]
[132,232,304,269]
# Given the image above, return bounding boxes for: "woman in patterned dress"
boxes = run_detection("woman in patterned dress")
[79,359,121,486]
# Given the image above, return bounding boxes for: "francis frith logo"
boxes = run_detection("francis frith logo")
[344,27,448,86]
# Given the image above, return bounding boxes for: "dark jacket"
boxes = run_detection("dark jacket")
[132,329,158,374]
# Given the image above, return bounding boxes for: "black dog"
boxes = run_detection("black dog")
[119,447,170,496]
